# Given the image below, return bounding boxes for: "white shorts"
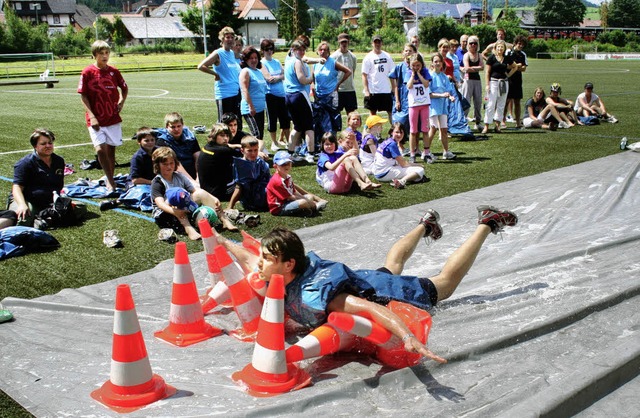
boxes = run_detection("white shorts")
[430,114,448,129]
[88,123,123,148]
[523,115,543,128]
[376,165,424,182]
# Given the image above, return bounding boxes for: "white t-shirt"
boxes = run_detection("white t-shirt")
[361,50,395,94]
[574,92,600,111]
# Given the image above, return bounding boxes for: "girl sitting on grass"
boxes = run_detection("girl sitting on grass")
[316,132,381,194]
[345,111,363,147]
[360,115,387,174]
[372,123,425,189]
[151,147,236,240]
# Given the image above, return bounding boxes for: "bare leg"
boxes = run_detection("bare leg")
[179,217,201,240]
[281,128,290,146]
[192,189,238,231]
[289,129,302,152]
[0,217,15,230]
[305,130,315,154]
[344,157,380,190]
[409,132,418,157]
[96,144,116,191]
[430,224,491,302]
[440,128,450,152]
[514,100,522,127]
[383,223,425,275]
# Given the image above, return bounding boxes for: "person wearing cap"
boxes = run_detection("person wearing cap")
[546,83,580,127]
[151,146,236,240]
[574,82,618,123]
[330,33,359,115]
[197,27,242,131]
[360,114,387,174]
[266,150,328,217]
[362,35,396,119]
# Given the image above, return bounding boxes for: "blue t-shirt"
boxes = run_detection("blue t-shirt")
[129,146,156,181]
[313,57,339,97]
[428,71,456,117]
[316,150,344,176]
[261,57,285,97]
[233,156,270,211]
[12,152,65,209]
[389,61,410,113]
[214,48,241,100]
[284,54,310,95]
[155,127,200,179]
[284,252,434,328]
[240,67,267,115]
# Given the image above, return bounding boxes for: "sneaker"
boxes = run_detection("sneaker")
[473,124,479,131]
[291,153,305,162]
[304,153,315,164]
[270,143,282,152]
[423,152,437,164]
[193,125,207,134]
[506,115,514,123]
[316,200,328,211]
[558,121,569,129]
[158,228,178,243]
[103,230,123,248]
[243,214,261,228]
[408,155,416,164]
[607,115,618,123]
[392,178,406,189]
[477,205,518,234]
[419,209,443,240]
[548,121,558,131]
[442,150,456,160]
[33,218,49,230]
[99,200,119,211]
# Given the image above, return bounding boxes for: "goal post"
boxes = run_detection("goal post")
[0,52,56,79]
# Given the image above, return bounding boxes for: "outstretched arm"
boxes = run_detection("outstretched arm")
[327,293,447,363]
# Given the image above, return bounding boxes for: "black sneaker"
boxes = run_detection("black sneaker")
[419,209,443,240]
[100,200,119,211]
[477,205,518,234]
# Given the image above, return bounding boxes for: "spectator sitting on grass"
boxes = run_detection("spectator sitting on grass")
[156,112,200,184]
[546,83,582,128]
[522,87,564,130]
[228,136,271,211]
[360,115,387,174]
[266,151,327,217]
[151,147,237,240]
[574,82,618,123]
[222,112,249,157]
[197,123,236,202]
[316,132,380,194]
[373,123,425,189]
[345,111,363,147]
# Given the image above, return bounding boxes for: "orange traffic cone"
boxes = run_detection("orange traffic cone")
[91,284,176,412]
[201,280,231,314]
[155,242,223,346]
[246,271,267,299]
[241,230,261,256]
[198,218,218,256]
[285,323,356,363]
[215,245,263,341]
[232,274,311,396]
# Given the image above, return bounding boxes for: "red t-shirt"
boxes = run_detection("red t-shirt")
[266,172,295,215]
[443,57,454,79]
[78,64,127,127]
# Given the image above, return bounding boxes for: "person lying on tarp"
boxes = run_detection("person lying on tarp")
[217,205,518,363]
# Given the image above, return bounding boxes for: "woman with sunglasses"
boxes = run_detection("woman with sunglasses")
[260,39,291,151]
[461,36,484,131]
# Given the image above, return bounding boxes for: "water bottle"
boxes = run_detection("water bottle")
[620,137,627,150]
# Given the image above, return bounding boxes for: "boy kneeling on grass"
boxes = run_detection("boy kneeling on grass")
[228,136,271,211]
[151,147,237,240]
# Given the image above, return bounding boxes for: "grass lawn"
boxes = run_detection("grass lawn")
[0,57,639,415]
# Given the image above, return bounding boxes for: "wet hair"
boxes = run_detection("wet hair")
[164,112,183,127]
[136,126,155,142]
[388,122,405,137]
[91,40,110,57]
[221,112,239,125]
[240,136,259,148]
[30,128,55,147]
[152,147,180,174]
[240,46,262,69]
[208,123,231,142]
[261,227,307,275]
[321,131,338,146]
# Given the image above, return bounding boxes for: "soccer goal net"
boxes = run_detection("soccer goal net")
[0,52,56,80]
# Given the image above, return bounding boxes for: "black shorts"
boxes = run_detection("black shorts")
[507,81,523,100]
[216,93,242,130]
[265,94,291,132]
[285,92,313,133]
[376,267,439,307]
[338,91,358,113]
[364,93,393,114]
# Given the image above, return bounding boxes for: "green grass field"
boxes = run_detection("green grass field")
[0,57,639,415]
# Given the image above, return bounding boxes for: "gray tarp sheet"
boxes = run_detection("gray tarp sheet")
[1,152,639,417]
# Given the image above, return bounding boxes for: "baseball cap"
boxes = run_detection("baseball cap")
[584,82,594,90]
[365,115,388,129]
[338,33,350,42]
[165,187,197,211]
[372,34,382,42]
[273,150,293,166]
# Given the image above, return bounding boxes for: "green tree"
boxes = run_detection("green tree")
[607,0,640,28]
[355,0,378,40]
[112,16,128,50]
[419,16,460,49]
[534,0,586,26]
[276,0,311,41]
[50,26,92,56]
[313,16,337,43]
[180,0,242,50]
[95,16,114,42]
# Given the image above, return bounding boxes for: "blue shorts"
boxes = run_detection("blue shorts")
[377,267,439,306]
[277,200,316,217]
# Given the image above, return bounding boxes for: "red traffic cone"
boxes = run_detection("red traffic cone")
[387,301,432,345]
[246,271,267,299]
[285,323,356,363]
[201,280,231,314]
[91,284,176,412]
[155,242,223,346]
[241,230,261,256]
[199,218,218,256]
[215,245,263,341]
[232,274,311,396]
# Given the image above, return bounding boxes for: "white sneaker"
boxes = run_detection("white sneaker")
[291,153,304,162]
[558,121,569,129]
[271,143,284,152]
[304,154,315,163]
[607,115,618,123]
[442,150,456,160]
[316,200,327,211]
[506,115,514,123]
